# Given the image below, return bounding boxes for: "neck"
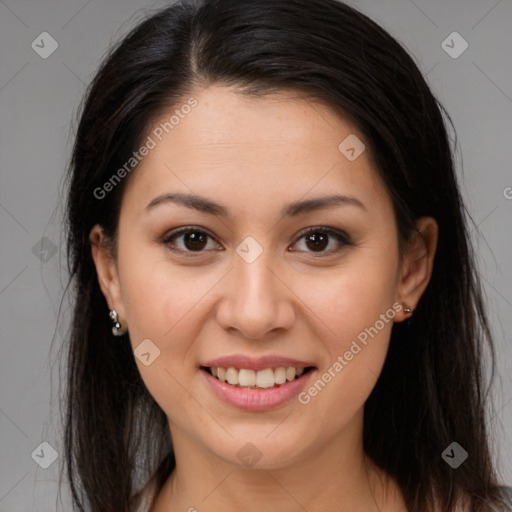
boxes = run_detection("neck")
[150,409,406,512]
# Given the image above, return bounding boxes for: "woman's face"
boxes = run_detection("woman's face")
[91,85,436,471]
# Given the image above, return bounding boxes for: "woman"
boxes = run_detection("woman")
[62,0,512,510]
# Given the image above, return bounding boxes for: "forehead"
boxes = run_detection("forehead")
[153,86,357,154]
[123,85,389,217]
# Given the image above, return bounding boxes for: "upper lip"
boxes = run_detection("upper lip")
[201,354,316,371]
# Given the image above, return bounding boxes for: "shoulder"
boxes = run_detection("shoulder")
[496,486,512,511]
[129,473,160,512]
[458,487,512,512]
[435,487,512,512]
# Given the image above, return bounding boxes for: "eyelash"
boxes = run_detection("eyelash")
[161,225,353,257]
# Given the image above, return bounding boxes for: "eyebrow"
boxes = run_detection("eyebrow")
[144,192,366,218]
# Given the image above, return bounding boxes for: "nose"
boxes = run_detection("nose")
[215,247,296,340]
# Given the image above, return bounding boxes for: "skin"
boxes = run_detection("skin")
[90,85,438,511]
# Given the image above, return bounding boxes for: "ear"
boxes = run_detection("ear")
[89,224,127,326]
[394,216,438,322]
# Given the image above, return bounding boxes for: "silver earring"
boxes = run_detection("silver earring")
[109,309,127,336]
[403,306,414,314]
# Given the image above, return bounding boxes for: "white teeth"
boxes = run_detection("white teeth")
[256,368,275,388]
[207,365,309,388]
[217,367,227,382]
[274,367,287,384]
[226,367,238,385]
[238,369,256,387]
[286,367,296,381]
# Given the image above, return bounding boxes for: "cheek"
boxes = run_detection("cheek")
[116,245,225,387]
[307,275,394,386]
[297,290,395,440]
[116,250,209,418]
[293,249,398,427]
[298,247,398,347]
[116,231,208,336]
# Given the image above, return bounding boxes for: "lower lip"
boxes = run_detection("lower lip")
[201,368,315,411]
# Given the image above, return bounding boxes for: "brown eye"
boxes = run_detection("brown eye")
[291,227,352,255]
[162,228,220,253]
[162,226,352,257]
[182,231,208,251]
[304,231,329,251]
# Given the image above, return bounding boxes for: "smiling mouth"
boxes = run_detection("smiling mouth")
[200,365,316,389]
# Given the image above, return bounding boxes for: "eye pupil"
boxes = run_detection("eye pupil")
[165,227,345,256]
[184,232,207,251]
[306,232,328,251]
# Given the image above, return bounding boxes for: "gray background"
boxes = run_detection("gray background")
[0,0,511,510]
